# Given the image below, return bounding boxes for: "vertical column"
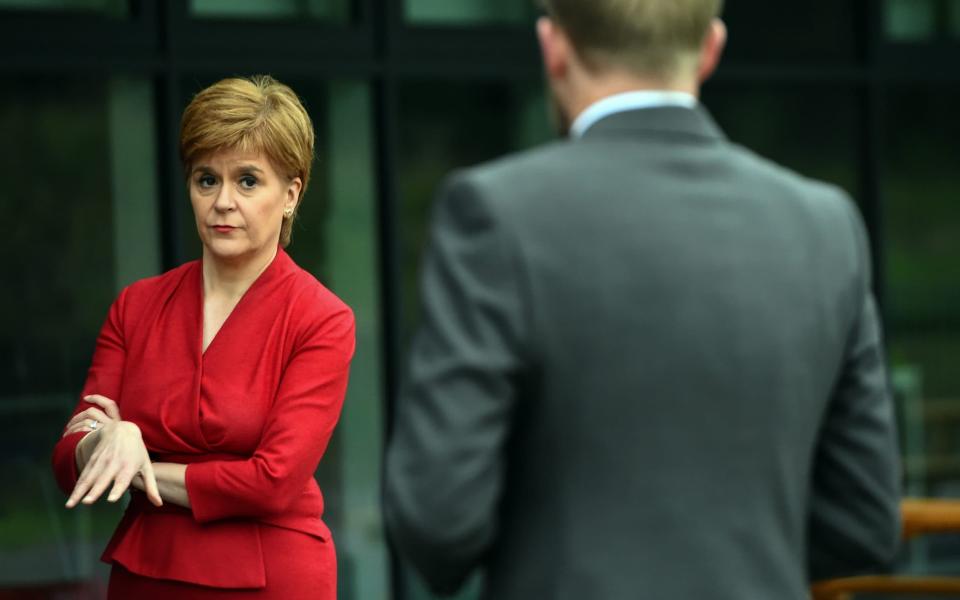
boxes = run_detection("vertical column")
[108,77,161,291]
[327,80,387,600]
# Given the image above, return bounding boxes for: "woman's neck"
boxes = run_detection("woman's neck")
[201,245,279,300]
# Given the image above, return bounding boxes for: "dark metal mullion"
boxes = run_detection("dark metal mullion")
[858,0,887,314]
[858,82,886,312]
[375,77,407,600]
[0,0,157,57]
[372,1,406,598]
[155,0,187,270]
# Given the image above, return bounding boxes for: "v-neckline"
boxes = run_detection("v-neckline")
[198,249,283,359]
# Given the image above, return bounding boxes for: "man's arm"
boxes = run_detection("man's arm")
[807,200,901,581]
[384,173,529,595]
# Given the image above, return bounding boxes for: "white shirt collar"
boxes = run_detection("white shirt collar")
[570,90,698,139]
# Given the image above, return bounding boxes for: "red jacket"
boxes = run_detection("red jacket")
[51,249,354,588]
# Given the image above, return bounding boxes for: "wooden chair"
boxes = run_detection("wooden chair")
[811,498,960,599]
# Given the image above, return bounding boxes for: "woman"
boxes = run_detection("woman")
[51,75,353,599]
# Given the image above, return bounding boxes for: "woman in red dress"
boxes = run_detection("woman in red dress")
[51,75,353,599]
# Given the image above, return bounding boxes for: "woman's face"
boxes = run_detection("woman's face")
[189,148,301,264]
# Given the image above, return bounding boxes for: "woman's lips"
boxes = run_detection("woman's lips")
[212,225,237,234]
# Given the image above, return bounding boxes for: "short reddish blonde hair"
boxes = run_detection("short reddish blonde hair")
[179,75,314,247]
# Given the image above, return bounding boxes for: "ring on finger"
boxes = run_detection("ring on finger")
[89,419,99,430]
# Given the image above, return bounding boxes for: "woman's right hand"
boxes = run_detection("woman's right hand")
[66,421,162,508]
[63,394,121,437]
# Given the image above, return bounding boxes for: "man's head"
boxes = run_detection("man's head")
[535,0,726,134]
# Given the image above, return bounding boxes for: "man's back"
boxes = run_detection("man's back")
[385,106,900,599]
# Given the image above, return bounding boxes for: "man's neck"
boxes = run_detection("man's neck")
[566,73,699,127]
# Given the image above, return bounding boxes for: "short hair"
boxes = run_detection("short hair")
[179,75,314,248]
[537,0,724,80]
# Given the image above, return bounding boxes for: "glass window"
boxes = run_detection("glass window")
[404,0,537,25]
[884,0,939,42]
[883,87,960,582]
[190,0,351,22]
[883,88,960,494]
[718,1,859,64]
[397,81,552,345]
[883,0,960,42]
[177,76,386,600]
[0,75,158,591]
[394,80,551,599]
[950,0,960,38]
[703,85,860,196]
[0,0,126,15]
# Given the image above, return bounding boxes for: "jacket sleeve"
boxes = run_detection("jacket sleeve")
[807,199,902,581]
[51,287,129,496]
[185,304,355,522]
[384,173,530,595]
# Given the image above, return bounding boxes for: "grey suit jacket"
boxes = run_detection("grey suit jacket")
[384,106,901,600]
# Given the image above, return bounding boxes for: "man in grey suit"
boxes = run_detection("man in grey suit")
[384,0,901,598]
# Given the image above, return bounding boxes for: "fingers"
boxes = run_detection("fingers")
[63,422,95,437]
[65,420,160,509]
[107,467,137,503]
[140,461,163,507]
[78,457,121,505]
[84,395,120,420]
[66,451,106,508]
[64,407,112,435]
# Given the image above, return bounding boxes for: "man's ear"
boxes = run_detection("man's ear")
[537,16,569,81]
[698,18,727,84]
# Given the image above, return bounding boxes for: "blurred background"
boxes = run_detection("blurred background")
[0,0,958,599]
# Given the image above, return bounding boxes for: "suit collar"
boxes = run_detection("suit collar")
[579,105,726,143]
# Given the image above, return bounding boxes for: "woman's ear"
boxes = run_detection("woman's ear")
[286,177,303,214]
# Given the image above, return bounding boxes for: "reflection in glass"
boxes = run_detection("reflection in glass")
[0,0,125,14]
[884,0,938,42]
[177,76,386,600]
[884,89,960,497]
[394,82,550,600]
[190,0,350,22]
[719,1,858,64]
[704,85,859,196]
[0,76,157,591]
[404,0,536,25]
[950,0,960,38]
[883,87,960,580]
[397,82,551,346]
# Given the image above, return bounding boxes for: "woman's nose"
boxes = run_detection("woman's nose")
[213,187,236,212]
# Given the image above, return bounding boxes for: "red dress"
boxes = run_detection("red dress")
[51,249,354,598]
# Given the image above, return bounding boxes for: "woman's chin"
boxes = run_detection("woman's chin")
[203,239,254,262]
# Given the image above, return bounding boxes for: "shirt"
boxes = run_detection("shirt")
[570,90,698,139]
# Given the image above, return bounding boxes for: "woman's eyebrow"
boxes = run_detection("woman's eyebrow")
[234,164,265,174]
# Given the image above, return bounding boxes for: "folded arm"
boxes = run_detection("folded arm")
[53,288,162,508]
[53,290,129,496]
[183,307,355,522]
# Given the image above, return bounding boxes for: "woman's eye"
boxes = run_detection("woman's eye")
[198,175,217,188]
[239,176,258,189]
